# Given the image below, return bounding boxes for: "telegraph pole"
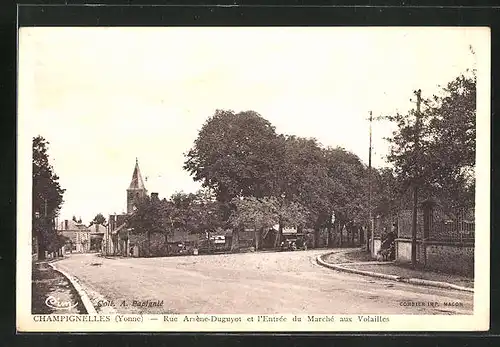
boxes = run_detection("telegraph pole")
[368,111,373,253]
[411,89,422,267]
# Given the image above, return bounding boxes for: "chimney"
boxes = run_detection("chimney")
[151,192,159,201]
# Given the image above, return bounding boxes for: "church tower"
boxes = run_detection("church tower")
[127,158,147,214]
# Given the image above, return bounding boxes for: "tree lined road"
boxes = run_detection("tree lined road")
[54,251,473,315]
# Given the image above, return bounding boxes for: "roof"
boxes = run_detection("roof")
[57,219,90,232]
[128,158,146,190]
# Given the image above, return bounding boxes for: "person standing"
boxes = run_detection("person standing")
[387,223,397,260]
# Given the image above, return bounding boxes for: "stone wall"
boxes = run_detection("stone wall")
[425,241,474,277]
[395,238,474,276]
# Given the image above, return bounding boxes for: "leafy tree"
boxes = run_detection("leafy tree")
[274,138,370,247]
[279,137,330,207]
[384,72,476,210]
[126,195,167,257]
[425,73,476,209]
[184,109,282,207]
[272,136,332,246]
[371,167,401,217]
[323,147,369,246]
[184,109,284,247]
[46,234,70,257]
[169,190,221,233]
[71,215,82,223]
[33,136,65,260]
[90,213,107,226]
[383,71,476,265]
[188,190,225,252]
[124,189,221,255]
[184,110,384,250]
[229,196,308,249]
[169,191,198,232]
[230,197,278,232]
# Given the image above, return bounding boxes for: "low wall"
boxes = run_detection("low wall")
[396,238,412,262]
[395,238,474,277]
[425,241,474,277]
[395,238,424,263]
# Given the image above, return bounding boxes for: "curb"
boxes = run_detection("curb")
[336,261,396,266]
[402,277,474,293]
[316,253,474,293]
[317,255,402,281]
[48,263,97,315]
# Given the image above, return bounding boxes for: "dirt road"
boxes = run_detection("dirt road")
[53,250,473,315]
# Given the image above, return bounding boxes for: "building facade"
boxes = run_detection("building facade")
[57,219,91,253]
[88,223,106,252]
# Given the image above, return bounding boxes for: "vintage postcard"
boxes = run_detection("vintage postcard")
[17,26,490,332]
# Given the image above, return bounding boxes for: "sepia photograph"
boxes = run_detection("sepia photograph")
[17,26,490,332]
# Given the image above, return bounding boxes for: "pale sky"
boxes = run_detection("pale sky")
[18,27,486,224]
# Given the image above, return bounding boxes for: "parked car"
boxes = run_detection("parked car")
[280,239,297,251]
[295,237,307,250]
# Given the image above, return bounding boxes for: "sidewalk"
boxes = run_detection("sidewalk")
[322,247,375,264]
[32,260,86,314]
[318,249,474,292]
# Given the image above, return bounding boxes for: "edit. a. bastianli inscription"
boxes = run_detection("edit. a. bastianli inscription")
[97,299,164,309]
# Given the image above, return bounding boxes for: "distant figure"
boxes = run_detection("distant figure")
[391,222,398,236]
[378,224,396,261]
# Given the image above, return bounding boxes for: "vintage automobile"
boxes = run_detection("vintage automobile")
[198,235,230,254]
[280,239,296,251]
[280,237,307,251]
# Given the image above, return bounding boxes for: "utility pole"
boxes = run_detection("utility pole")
[411,89,422,267]
[368,111,373,253]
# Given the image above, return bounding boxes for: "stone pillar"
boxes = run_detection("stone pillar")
[422,199,436,240]
[421,198,437,268]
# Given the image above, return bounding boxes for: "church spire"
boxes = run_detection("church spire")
[128,158,146,190]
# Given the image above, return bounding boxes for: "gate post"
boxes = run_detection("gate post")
[421,198,437,268]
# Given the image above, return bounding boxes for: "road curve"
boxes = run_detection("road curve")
[54,250,473,315]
